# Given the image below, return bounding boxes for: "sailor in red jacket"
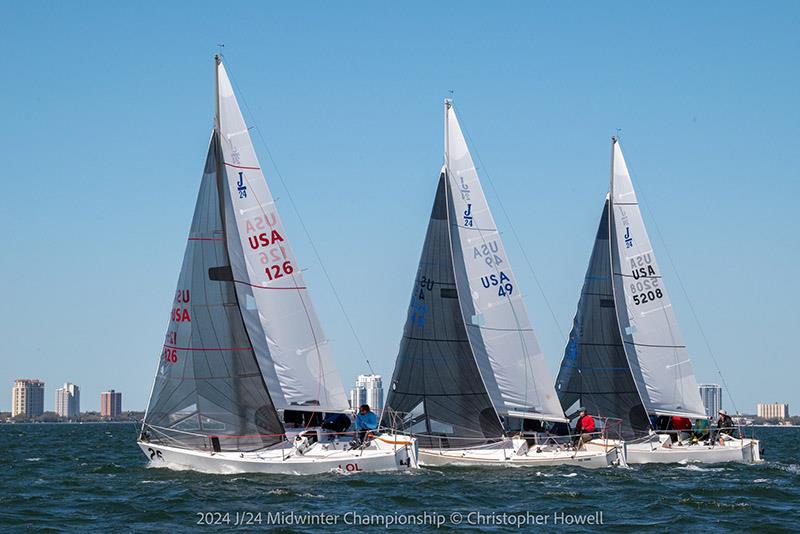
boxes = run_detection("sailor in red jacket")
[671,415,692,443]
[574,409,596,448]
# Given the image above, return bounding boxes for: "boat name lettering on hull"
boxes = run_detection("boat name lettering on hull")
[338,463,362,472]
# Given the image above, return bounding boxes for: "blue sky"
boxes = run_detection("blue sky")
[1,2,798,412]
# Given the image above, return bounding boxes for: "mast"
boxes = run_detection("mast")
[444,98,451,170]
[443,98,504,435]
[214,54,222,133]
[607,136,650,429]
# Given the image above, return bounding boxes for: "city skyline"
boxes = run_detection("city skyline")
[7,379,124,415]
[5,375,793,418]
[1,3,798,414]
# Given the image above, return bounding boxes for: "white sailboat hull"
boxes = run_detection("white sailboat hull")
[585,435,762,464]
[138,433,419,475]
[418,439,624,468]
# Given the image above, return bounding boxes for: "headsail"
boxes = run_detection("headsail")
[383,170,503,447]
[444,102,565,422]
[609,139,706,419]
[555,200,650,436]
[143,133,284,452]
[215,61,348,413]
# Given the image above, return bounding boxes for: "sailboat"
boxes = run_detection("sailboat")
[555,137,760,464]
[381,101,624,468]
[137,56,418,475]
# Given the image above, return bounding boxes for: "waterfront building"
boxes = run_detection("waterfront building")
[698,384,722,418]
[12,379,45,418]
[55,382,80,418]
[349,374,384,413]
[101,390,123,418]
[757,402,789,420]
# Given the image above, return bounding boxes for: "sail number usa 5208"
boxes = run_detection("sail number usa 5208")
[628,253,663,306]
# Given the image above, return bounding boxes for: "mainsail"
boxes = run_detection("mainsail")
[556,138,706,435]
[384,101,566,447]
[609,139,706,419]
[216,61,348,413]
[143,133,283,452]
[383,171,504,447]
[555,200,650,436]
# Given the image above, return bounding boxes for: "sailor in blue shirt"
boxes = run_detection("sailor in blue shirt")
[355,404,378,444]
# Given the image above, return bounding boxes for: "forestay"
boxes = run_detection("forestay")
[143,134,284,452]
[216,62,348,413]
[444,103,565,422]
[609,140,706,419]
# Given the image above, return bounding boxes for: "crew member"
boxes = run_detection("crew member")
[574,409,596,448]
[716,409,735,441]
[321,412,352,438]
[671,415,692,443]
[355,404,378,444]
[693,418,710,442]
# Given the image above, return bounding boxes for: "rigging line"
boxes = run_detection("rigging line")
[624,151,739,415]
[224,60,373,375]
[455,109,568,344]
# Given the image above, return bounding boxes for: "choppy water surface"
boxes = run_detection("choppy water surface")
[1,424,797,532]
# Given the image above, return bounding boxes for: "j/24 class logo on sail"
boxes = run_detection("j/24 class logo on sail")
[237,172,247,198]
[481,271,513,297]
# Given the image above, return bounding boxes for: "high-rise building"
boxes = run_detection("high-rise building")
[349,374,384,413]
[757,402,789,420]
[698,384,722,419]
[12,379,45,418]
[55,382,80,418]
[101,390,122,418]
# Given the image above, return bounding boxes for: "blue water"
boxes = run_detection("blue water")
[1,423,798,532]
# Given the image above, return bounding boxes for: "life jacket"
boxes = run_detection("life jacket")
[578,415,595,433]
[671,416,692,431]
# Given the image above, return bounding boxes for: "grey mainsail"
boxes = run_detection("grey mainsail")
[143,133,283,452]
[383,171,503,448]
[555,200,650,436]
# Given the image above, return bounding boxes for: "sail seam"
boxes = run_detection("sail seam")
[465,324,534,332]
[623,341,686,348]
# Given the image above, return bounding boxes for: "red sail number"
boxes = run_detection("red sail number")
[265,261,294,281]
[163,347,178,363]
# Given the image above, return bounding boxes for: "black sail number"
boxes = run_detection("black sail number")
[630,278,663,306]
[632,288,663,305]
